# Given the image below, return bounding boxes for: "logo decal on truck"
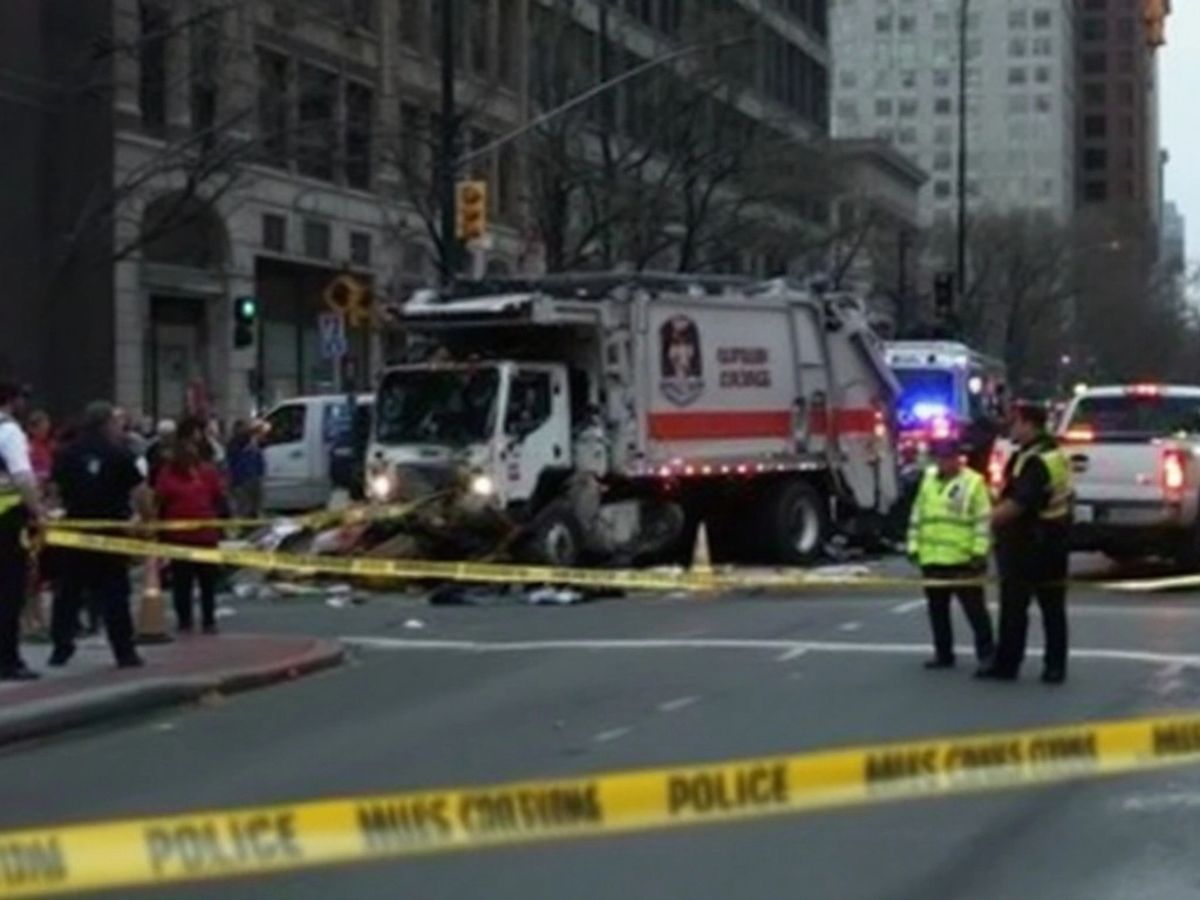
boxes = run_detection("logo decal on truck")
[660,316,704,407]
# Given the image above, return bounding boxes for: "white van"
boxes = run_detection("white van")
[261,393,372,511]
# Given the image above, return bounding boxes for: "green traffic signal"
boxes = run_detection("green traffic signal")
[237,296,259,321]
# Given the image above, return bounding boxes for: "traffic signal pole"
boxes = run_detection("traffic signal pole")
[438,0,458,287]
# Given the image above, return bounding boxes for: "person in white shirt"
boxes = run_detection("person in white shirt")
[0,381,46,680]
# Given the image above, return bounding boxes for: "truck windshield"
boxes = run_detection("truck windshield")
[375,368,500,446]
[1068,394,1200,440]
[893,369,957,425]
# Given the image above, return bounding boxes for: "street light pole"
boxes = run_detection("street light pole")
[956,0,970,296]
[438,0,458,286]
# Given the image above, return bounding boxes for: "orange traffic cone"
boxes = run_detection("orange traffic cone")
[136,558,173,644]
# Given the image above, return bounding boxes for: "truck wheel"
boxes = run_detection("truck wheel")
[519,502,584,568]
[768,480,830,566]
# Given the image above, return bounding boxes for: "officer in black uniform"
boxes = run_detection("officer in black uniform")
[977,402,1073,684]
[0,381,44,680]
[49,401,153,669]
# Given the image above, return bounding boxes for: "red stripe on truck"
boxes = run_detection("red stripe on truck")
[649,411,792,441]
[648,408,879,441]
[809,408,879,435]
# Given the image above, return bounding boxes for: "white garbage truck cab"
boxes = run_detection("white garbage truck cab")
[367,273,901,567]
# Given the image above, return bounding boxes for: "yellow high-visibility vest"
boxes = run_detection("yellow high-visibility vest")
[1012,442,1073,521]
[907,466,992,566]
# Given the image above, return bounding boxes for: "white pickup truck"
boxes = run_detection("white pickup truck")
[1057,385,1200,566]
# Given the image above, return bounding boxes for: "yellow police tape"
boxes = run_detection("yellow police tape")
[4,712,1200,897]
[51,499,434,535]
[40,527,1192,594]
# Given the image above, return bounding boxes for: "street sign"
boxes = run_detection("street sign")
[318,311,348,360]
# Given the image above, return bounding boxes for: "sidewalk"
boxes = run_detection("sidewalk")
[0,632,343,746]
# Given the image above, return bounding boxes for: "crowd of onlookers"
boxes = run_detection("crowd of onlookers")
[2,386,271,679]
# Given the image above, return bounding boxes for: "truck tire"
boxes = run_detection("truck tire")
[518,502,585,568]
[767,479,830,566]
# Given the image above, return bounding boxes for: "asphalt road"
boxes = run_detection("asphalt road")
[7,556,1200,900]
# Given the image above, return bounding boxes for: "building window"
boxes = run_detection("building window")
[1084,83,1105,105]
[934,97,952,115]
[1084,181,1107,202]
[347,0,374,30]
[1117,51,1133,73]
[1031,36,1053,56]
[836,100,859,123]
[190,13,222,146]
[262,214,286,252]
[303,220,332,259]
[399,102,423,176]
[933,11,951,30]
[1032,9,1052,28]
[933,181,952,199]
[1082,52,1106,75]
[498,0,519,86]
[875,14,892,33]
[933,151,952,171]
[344,81,374,189]
[898,98,918,117]
[398,0,422,47]
[1084,114,1107,138]
[257,49,290,168]
[1009,37,1027,58]
[1081,17,1107,41]
[874,98,893,117]
[138,1,168,130]
[1034,66,1050,84]
[297,64,338,181]
[1083,148,1107,171]
[1007,67,1027,86]
[933,69,951,88]
[1007,94,1029,114]
[934,125,953,145]
[349,231,372,266]
[1008,9,1027,29]
[1117,81,1134,105]
[1116,17,1134,39]
[898,15,916,34]
[1034,94,1052,114]
[468,0,489,75]
[498,145,518,218]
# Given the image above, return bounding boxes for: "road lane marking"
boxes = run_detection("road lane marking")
[657,696,700,713]
[838,622,862,632]
[342,636,1200,670]
[775,647,809,662]
[593,727,632,743]
[891,600,925,615]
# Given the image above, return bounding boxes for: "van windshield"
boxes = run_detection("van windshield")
[375,368,500,446]
[893,368,958,425]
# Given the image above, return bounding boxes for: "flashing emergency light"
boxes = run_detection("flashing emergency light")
[912,400,951,422]
[968,376,984,395]
[930,417,953,440]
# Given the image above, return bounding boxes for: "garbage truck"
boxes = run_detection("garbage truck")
[365,273,901,566]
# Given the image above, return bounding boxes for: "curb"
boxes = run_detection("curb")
[0,640,344,748]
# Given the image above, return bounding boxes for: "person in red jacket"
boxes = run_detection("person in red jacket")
[154,417,228,634]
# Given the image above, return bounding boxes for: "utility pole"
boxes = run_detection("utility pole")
[438,0,458,286]
[956,0,970,296]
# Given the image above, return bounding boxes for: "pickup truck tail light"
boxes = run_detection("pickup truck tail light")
[1162,448,1188,500]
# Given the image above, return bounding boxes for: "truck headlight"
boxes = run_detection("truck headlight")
[469,473,496,497]
[367,470,395,502]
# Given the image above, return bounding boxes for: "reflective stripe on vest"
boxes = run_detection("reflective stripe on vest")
[908,467,992,566]
[1013,443,1073,521]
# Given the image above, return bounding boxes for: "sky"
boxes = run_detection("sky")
[1162,1,1200,267]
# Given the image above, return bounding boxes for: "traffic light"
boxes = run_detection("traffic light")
[933,272,955,320]
[233,295,259,349]
[456,180,488,242]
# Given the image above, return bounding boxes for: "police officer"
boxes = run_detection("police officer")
[978,402,1073,684]
[49,401,153,669]
[907,439,995,670]
[0,381,45,680]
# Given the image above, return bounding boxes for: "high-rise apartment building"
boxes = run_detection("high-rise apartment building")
[831,0,1077,226]
[1076,0,1169,226]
